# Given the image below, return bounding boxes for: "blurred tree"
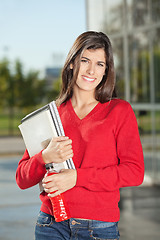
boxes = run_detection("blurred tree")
[47,75,61,102]
[14,60,25,108]
[0,58,46,135]
[0,58,15,134]
[20,70,45,110]
[0,58,11,107]
[13,59,46,110]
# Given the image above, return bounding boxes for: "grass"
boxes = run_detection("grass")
[136,111,160,134]
[0,113,24,136]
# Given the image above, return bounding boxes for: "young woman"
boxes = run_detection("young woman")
[16,31,144,240]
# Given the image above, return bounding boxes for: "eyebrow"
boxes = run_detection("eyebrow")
[81,56,106,65]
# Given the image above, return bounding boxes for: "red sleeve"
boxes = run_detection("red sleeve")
[76,103,144,192]
[16,149,46,189]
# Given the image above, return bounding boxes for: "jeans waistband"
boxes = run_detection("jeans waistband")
[69,218,118,229]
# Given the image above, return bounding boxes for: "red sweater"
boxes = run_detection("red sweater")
[16,99,144,222]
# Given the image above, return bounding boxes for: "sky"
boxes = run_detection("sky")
[0,0,86,75]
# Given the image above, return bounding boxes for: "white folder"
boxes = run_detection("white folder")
[19,101,75,173]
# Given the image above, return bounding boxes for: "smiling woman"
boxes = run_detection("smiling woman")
[16,31,144,240]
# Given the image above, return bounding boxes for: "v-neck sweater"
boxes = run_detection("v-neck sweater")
[16,98,144,222]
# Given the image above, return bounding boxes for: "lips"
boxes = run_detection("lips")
[82,75,96,82]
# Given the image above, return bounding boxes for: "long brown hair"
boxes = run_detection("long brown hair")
[57,31,116,105]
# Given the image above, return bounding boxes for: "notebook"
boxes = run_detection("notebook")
[19,101,75,173]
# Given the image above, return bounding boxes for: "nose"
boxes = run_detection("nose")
[87,62,95,75]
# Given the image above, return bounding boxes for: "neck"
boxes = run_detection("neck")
[71,88,97,108]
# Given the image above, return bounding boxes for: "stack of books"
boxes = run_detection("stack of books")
[19,101,75,173]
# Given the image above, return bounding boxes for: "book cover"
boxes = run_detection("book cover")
[19,101,75,172]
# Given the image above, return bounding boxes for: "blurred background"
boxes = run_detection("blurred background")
[0,0,160,239]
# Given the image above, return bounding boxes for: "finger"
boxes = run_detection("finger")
[43,175,57,184]
[57,144,72,155]
[52,136,69,142]
[42,181,56,189]
[48,190,62,198]
[58,149,73,161]
[64,151,74,160]
[49,137,69,148]
[44,186,58,194]
[58,139,72,149]
[53,139,72,153]
[62,144,72,151]
[59,148,73,157]
[65,148,73,156]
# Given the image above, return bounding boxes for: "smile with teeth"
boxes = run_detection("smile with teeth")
[82,75,96,82]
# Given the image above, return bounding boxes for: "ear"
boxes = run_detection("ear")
[70,63,73,69]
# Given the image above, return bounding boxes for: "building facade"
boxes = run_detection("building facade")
[86,0,160,184]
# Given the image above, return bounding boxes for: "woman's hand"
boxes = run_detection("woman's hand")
[42,136,73,164]
[42,169,77,197]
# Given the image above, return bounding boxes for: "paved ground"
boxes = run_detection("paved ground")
[0,136,25,155]
[0,137,160,239]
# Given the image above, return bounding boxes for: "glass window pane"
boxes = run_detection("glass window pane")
[154,28,160,103]
[155,111,160,151]
[127,0,150,29]
[136,110,160,183]
[102,0,124,34]
[136,110,153,178]
[155,111,160,181]
[129,32,150,103]
[136,110,151,139]
[112,38,125,99]
[151,0,160,23]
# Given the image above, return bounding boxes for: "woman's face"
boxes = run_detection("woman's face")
[73,48,106,94]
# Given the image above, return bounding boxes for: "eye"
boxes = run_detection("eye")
[81,59,88,63]
[98,63,105,67]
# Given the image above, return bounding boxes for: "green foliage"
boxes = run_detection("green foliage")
[0,58,12,107]
[0,57,59,135]
[0,58,47,109]
[47,75,61,102]
[130,47,160,103]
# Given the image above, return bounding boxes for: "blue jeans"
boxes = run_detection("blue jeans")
[35,211,120,240]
